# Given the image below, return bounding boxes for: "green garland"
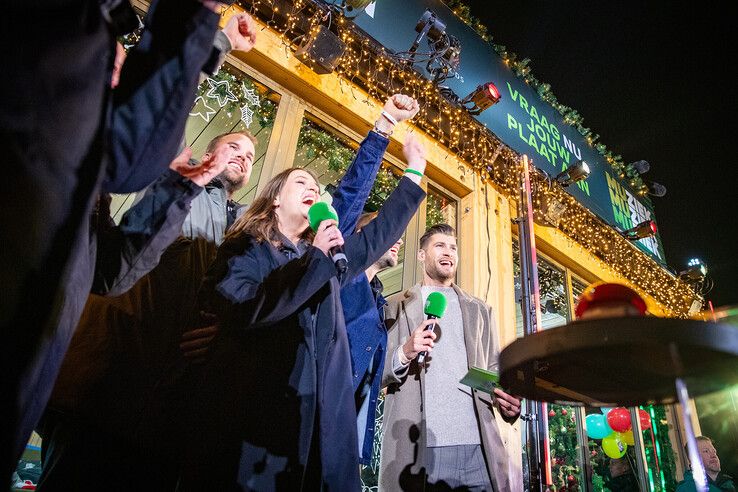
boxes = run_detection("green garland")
[439,0,651,198]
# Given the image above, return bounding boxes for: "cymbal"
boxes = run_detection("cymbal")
[499,317,738,406]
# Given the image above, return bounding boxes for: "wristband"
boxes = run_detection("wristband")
[381,110,399,126]
[373,125,392,138]
[404,168,424,178]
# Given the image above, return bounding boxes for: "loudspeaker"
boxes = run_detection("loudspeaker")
[296,25,346,74]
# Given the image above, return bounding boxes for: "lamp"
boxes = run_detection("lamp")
[645,180,667,197]
[461,82,501,115]
[407,10,447,62]
[554,160,590,187]
[679,258,708,282]
[621,219,657,240]
[630,160,650,175]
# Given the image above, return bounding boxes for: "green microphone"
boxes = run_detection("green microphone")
[418,291,447,364]
[307,201,347,275]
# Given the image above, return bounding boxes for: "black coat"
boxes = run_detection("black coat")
[181,177,425,491]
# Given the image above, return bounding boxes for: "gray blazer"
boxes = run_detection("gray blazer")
[379,284,523,492]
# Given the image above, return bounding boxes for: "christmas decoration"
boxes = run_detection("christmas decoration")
[205,77,239,107]
[189,96,217,122]
[547,405,582,490]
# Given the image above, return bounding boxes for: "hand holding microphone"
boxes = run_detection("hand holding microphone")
[308,202,347,275]
[402,292,447,364]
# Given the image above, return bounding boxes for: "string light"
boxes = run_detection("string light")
[227,0,698,315]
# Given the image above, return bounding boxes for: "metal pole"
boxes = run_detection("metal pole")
[675,378,708,492]
[516,155,552,490]
[629,407,651,491]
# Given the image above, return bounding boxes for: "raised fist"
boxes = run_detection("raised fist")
[383,94,420,123]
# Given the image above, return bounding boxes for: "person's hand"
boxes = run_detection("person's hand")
[180,324,219,363]
[384,94,419,123]
[200,1,228,14]
[403,133,426,182]
[111,42,127,89]
[170,145,229,187]
[374,94,419,135]
[402,319,437,360]
[222,12,257,52]
[493,388,522,419]
[312,220,343,256]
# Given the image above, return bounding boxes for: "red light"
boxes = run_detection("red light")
[485,82,500,100]
[649,220,658,234]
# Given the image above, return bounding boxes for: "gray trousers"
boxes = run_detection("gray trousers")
[426,444,493,491]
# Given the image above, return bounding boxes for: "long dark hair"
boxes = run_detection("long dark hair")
[225,167,319,246]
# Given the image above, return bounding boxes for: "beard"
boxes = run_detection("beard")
[425,262,455,283]
[218,169,246,194]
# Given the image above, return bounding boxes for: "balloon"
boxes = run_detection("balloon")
[586,413,613,439]
[622,430,635,445]
[638,408,652,430]
[602,432,628,458]
[607,407,631,432]
[600,407,615,415]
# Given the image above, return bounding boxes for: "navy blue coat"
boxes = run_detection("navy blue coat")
[182,177,425,491]
[1,0,221,473]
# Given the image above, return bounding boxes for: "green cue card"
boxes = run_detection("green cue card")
[459,366,499,393]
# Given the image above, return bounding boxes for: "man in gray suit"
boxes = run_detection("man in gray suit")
[380,223,522,491]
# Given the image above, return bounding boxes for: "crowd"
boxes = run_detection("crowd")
[2,2,522,490]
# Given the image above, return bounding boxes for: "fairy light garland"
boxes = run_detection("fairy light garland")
[226,0,698,314]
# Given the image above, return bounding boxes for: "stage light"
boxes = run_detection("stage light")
[630,160,650,175]
[462,82,501,115]
[554,160,590,187]
[408,10,447,61]
[680,258,708,282]
[621,219,657,240]
[645,180,667,197]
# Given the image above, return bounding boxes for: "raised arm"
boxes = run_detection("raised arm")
[332,95,419,234]
[93,144,230,295]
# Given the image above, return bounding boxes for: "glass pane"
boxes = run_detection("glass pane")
[110,63,281,223]
[294,114,406,296]
[185,63,280,206]
[426,186,457,229]
[512,239,569,338]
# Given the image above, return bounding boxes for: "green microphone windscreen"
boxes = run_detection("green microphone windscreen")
[307,201,339,232]
[424,291,447,318]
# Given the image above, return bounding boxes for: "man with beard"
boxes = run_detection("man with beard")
[677,436,735,492]
[38,131,256,490]
[379,223,522,491]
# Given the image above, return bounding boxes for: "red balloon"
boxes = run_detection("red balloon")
[639,408,652,430]
[607,407,631,432]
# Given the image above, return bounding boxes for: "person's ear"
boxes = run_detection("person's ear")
[417,248,425,263]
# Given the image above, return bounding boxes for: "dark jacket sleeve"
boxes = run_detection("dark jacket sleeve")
[331,131,389,235]
[342,176,425,282]
[92,169,202,296]
[203,238,337,331]
[104,0,220,193]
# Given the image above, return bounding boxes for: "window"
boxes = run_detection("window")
[293,113,408,296]
[110,63,281,221]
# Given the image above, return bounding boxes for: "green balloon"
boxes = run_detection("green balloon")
[602,432,627,459]
[586,413,613,440]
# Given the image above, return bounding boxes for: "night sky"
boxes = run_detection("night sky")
[462,1,738,307]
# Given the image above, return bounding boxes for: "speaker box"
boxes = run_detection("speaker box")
[296,25,346,74]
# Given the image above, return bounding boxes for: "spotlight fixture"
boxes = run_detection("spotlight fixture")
[621,219,657,240]
[400,10,461,84]
[461,82,501,115]
[679,258,708,282]
[645,180,667,197]
[629,160,651,175]
[554,160,590,187]
[408,10,447,61]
